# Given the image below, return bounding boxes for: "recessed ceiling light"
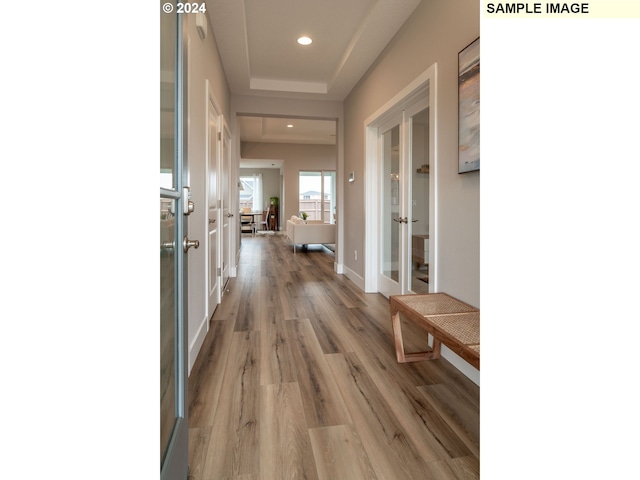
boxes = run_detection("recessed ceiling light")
[297,36,312,46]
[287,124,294,128]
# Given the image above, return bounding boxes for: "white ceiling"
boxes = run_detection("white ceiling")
[206,0,422,152]
[206,0,421,101]
[238,115,336,145]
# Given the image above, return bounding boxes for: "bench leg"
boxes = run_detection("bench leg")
[390,308,441,363]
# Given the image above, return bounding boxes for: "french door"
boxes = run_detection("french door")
[378,98,431,297]
[160,3,189,479]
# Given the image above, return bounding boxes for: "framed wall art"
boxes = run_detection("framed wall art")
[458,37,480,174]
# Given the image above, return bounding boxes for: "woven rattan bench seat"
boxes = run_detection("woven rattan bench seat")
[389,293,480,370]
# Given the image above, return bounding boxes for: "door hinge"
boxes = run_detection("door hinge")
[217,267,221,276]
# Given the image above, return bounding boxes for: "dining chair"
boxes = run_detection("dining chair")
[257,210,269,232]
[240,213,253,233]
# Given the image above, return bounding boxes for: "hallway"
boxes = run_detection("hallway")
[187,234,479,479]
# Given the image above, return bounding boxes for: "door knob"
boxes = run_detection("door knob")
[227,213,234,217]
[393,217,401,223]
[183,236,200,252]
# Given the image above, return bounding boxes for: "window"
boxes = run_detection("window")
[239,174,262,211]
[299,171,335,223]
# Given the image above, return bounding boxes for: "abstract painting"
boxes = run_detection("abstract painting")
[458,37,480,173]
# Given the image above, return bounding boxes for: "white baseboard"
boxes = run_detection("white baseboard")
[188,314,208,376]
[343,266,365,291]
[441,346,480,386]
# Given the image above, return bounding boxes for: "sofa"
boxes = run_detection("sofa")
[286,216,336,253]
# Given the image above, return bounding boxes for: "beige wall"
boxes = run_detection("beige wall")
[343,0,480,307]
[185,13,231,373]
[241,142,337,224]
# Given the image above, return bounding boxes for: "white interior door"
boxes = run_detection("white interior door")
[221,123,231,289]
[207,96,220,319]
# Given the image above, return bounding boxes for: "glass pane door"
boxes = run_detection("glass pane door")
[160,2,188,478]
[378,101,430,297]
[379,123,401,297]
[408,106,430,294]
[367,75,433,297]
[160,1,177,464]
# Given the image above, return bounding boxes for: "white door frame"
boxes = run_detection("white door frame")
[364,64,438,294]
[205,80,222,319]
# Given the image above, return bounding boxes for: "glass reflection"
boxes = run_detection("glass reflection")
[409,107,430,294]
[382,125,400,282]
[160,197,176,463]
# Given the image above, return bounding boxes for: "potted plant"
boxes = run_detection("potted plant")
[300,211,308,222]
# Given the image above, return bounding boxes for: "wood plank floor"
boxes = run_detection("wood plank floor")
[187,233,480,480]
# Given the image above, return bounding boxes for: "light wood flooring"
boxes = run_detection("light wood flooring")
[187,233,480,480]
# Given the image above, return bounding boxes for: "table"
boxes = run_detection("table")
[389,293,480,370]
[240,212,266,234]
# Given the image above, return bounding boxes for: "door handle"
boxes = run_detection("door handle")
[183,236,200,252]
[209,218,216,224]
[227,213,234,217]
[411,218,418,223]
[393,217,402,223]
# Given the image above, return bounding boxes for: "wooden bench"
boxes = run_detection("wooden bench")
[389,293,480,370]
